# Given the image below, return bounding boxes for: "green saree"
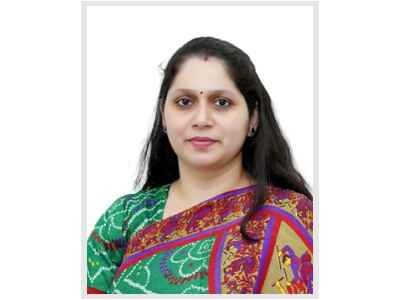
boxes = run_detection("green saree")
[87,183,313,294]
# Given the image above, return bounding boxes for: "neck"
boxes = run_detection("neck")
[172,153,254,205]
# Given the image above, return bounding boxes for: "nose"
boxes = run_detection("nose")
[192,101,213,129]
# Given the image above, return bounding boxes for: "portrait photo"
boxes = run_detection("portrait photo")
[83,1,317,295]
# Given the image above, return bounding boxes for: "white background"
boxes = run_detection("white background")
[86,4,314,233]
[1,0,400,300]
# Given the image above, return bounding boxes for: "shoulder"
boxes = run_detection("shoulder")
[107,184,170,212]
[92,184,169,238]
[263,184,313,234]
[118,184,170,237]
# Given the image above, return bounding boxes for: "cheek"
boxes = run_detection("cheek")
[168,120,187,139]
[165,118,189,150]
[220,121,248,147]
[221,113,248,136]
[164,108,186,136]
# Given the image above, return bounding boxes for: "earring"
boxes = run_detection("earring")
[248,127,256,137]
[162,127,167,133]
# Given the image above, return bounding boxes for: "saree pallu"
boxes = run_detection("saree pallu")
[87,184,313,294]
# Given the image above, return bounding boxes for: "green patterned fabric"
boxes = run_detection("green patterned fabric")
[87,185,169,293]
[111,237,213,294]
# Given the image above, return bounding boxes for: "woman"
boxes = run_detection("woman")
[87,36,313,294]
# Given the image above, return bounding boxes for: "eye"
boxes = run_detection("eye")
[215,98,231,108]
[176,97,193,108]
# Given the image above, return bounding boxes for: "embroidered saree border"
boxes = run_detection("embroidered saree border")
[209,231,227,293]
[253,217,281,293]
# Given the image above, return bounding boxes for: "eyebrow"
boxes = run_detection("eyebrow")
[171,88,235,97]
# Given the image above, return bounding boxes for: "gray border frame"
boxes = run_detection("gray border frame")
[81,1,319,298]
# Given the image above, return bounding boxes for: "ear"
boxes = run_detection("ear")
[249,107,259,130]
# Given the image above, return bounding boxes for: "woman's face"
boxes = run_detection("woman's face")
[162,56,258,171]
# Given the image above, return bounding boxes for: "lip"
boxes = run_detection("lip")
[188,136,217,142]
[187,137,217,150]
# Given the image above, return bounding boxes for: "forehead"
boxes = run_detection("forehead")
[168,57,241,96]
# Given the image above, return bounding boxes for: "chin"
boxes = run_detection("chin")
[186,157,221,168]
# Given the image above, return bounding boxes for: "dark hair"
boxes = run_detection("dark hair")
[133,36,312,241]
